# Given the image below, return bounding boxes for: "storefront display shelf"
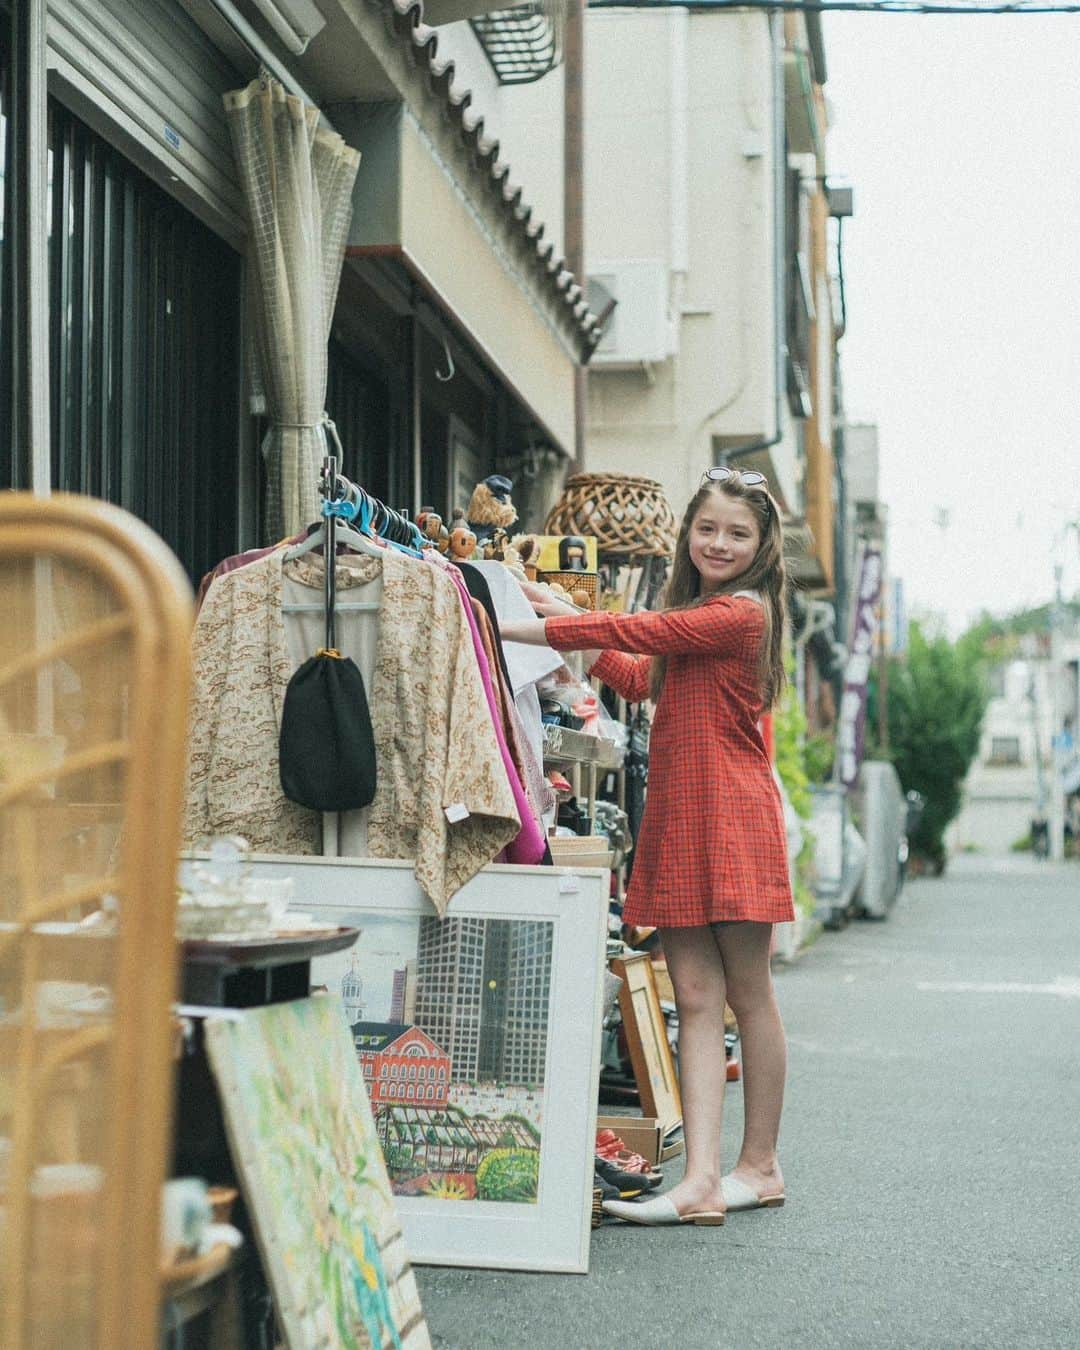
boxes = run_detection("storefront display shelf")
[180,927,361,1007]
[160,1241,243,1347]
[542,724,624,769]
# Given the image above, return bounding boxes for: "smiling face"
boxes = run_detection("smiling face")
[687,491,762,594]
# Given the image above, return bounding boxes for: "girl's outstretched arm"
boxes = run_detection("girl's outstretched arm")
[500,586,649,703]
[498,613,652,705]
[543,596,761,658]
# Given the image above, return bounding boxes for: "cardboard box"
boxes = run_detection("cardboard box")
[596,1115,685,1166]
[596,1114,663,1167]
[549,837,613,871]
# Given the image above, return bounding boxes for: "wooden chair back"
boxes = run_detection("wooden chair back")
[0,493,193,1349]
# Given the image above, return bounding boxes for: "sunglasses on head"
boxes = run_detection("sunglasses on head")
[702,467,768,489]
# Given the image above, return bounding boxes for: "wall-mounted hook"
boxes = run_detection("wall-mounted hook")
[435,336,456,384]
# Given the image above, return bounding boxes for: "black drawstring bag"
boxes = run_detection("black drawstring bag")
[279,647,377,812]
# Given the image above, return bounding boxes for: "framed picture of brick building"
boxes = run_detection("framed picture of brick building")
[194,856,609,1274]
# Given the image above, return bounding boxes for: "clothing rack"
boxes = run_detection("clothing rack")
[325,466,422,552]
[280,451,425,641]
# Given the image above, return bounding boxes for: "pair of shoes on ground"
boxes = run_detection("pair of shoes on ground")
[595,1128,663,1185]
[594,1171,638,1204]
[594,1154,657,1199]
[602,1194,726,1226]
[602,1174,785,1226]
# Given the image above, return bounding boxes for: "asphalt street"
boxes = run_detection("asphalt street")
[414,855,1080,1349]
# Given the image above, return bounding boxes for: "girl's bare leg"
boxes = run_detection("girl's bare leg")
[657,926,729,1215]
[712,921,786,1198]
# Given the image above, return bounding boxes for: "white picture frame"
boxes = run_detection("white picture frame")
[179,855,608,1275]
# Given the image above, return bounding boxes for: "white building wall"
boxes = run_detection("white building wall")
[952,635,1080,854]
[952,658,1051,853]
[433,22,566,261]
[582,10,800,521]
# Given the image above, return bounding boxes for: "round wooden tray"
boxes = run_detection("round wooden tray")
[180,925,360,967]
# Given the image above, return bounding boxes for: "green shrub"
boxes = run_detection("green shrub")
[475,1148,539,1203]
[872,622,988,873]
[774,675,812,819]
[773,657,818,908]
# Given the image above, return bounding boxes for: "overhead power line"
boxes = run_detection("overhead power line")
[589,1,1080,13]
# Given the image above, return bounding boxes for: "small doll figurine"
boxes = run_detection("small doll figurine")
[500,543,527,582]
[510,534,540,581]
[416,506,443,544]
[466,474,518,543]
[416,507,447,551]
[483,527,509,562]
[447,509,478,562]
[559,535,588,572]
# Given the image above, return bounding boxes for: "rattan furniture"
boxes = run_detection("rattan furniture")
[544,472,677,560]
[0,493,193,1349]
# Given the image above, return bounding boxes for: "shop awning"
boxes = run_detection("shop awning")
[341,101,590,455]
[205,0,600,456]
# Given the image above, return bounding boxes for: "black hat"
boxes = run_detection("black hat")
[483,474,514,501]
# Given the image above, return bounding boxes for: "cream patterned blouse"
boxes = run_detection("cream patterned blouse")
[184,547,521,913]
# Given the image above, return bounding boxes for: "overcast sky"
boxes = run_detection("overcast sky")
[822,14,1080,634]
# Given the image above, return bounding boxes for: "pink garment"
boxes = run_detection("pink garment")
[196,534,305,611]
[426,552,547,866]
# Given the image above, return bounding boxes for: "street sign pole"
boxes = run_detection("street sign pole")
[1050,563,1065,862]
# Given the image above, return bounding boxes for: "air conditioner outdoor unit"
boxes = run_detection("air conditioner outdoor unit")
[587,260,670,368]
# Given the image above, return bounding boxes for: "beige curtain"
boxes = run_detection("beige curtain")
[223,77,361,541]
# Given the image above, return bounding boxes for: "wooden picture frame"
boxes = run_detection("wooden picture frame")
[205,996,431,1349]
[611,953,682,1137]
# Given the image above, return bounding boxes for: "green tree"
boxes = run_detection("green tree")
[772,670,817,916]
[874,621,988,873]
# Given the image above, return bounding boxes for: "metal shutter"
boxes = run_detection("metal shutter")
[46,0,244,244]
[48,98,246,583]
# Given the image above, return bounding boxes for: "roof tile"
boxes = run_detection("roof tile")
[372,0,602,350]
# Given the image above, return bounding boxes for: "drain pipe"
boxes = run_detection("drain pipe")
[767,8,786,459]
[209,0,331,121]
[564,0,587,470]
[724,12,785,468]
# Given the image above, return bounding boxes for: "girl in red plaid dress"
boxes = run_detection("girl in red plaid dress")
[504,470,792,1226]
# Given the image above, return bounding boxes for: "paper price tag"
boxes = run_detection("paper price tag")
[557,873,580,895]
[444,802,470,824]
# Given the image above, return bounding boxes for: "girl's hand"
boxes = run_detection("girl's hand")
[499,618,550,646]
[519,580,581,619]
[509,582,602,666]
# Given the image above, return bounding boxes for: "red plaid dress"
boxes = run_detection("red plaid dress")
[546,597,794,927]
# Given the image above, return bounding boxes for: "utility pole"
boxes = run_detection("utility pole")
[1049,562,1065,861]
[564,0,587,472]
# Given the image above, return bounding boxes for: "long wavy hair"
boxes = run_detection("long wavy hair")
[648,475,787,707]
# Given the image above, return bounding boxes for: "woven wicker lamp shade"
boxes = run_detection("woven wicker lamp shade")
[544,473,677,559]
